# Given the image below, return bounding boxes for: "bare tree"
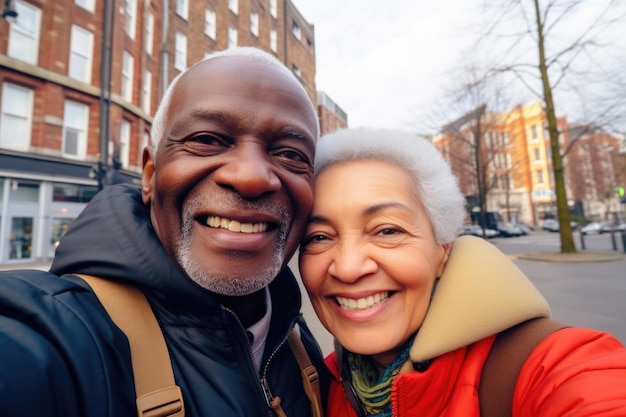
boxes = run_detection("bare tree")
[429,66,515,238]
[469,0,626,253]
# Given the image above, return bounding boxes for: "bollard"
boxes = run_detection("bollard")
[579,231,586,250]
[610,231,617,251]
[621,231,626,254]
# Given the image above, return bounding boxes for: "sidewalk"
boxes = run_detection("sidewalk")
[0,261,51,271]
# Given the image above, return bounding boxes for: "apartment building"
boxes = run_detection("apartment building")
[433,101,625,226]
[0,0,318,265]
[317,91,347,134]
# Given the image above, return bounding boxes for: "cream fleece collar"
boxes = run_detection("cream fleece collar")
[410,235,550,363]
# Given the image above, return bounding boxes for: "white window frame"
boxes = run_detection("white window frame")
[269,0,277,18]
[292,21,301,40]
[62,100,89,159]
[205,9,216,40]
[142,71,152,114]
[0,83,33,151]
[176,0,188,19]
[175,32,187,71]
[250,12,259,37]
[122,51,134,102]
[119,119,131,168]
[536,169,544,185]
[228,0,238,14]
[69,25,94,83]
[75,0,95,13]
[270,29,277,52]
[7,0,42,64]
[228,27,238,48]
[145,11,154,55]
[124,0,137,40]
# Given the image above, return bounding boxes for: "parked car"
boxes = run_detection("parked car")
[599,222,626,233]
[462,224,498,238]
[542,219,578,232]
[580,222,603,235]
[543,219,559,232]
[511,223,532,235]
[497,222,524,237]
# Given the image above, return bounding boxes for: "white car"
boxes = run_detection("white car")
[462,224,498,238]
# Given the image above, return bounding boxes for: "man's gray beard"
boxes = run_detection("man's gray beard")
[176,195,289,296]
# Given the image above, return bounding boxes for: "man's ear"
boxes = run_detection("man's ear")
[141,146,155,205]
[436,243,452,277]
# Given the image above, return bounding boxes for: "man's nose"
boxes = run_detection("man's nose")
[213,143,281,198]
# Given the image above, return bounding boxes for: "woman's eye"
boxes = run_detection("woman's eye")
[378,227,403,236]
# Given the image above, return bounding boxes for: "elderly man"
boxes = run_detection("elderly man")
[0,47,326,417]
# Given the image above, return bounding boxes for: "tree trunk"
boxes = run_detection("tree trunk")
[533,0,576,253]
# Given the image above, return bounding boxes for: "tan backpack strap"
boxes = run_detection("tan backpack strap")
[77,274,184,417]
[287,329,324,417]
[479,317,567,417]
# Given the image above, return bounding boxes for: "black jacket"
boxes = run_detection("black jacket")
[0,184,326,417]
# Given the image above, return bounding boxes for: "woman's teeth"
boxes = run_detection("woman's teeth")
[335,292,389,310]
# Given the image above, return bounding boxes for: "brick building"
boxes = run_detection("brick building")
[0,0,322,265]
[433,101,625,227]
[317,91,347,134]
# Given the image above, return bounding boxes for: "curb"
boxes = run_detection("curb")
[515,252,625,263]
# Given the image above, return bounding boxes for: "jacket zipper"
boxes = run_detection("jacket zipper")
[222,306,296,416]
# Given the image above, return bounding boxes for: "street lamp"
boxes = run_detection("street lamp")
[2,0,18,23]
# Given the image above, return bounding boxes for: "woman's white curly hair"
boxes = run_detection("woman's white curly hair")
[150,47,315,158]
[315,127,464,244]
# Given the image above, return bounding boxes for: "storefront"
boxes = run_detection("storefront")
[0,177,97,265]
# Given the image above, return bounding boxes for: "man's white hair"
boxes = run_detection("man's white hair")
[315,128,465,244]
[150,47,315,157]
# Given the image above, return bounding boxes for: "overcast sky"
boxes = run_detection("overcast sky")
[291,0,626,134]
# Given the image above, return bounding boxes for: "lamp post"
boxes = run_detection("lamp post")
[94,0,115,191]
[2,0,18,23]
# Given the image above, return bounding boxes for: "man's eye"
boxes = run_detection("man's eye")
[188,133,227,146]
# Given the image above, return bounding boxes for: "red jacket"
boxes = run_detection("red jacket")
[326,328,626,416]
[324,237,626,416]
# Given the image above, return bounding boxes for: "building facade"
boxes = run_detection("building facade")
[317,91,347,134]
[0,0,319,265]
[433,101,625,227]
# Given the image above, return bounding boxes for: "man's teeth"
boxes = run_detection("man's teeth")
[336,292,389,310]
[206,216,268,233]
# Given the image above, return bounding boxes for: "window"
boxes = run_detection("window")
[205,9,216,39]
[536,169,544,185]
[175,32,187,71]
[176,0,188,19]
[142,71,152,114]
[269,0,277,18]
[292,64,301,78]
[292,21,301,40]
[228,27,238,48]
[119,119,131,168]
[7,1,42,64]
[122,51,134,101]
[145,11,154,55]
[0,83,33,151]
[534,148,540,161]
[62,100,89,159]
[531,124,538,140]
[250,12,259,37]
[69,25,94,83]
[270,29,277,52]
[124,0,137,39]
[229,0,238,14]
[75,0,95,12]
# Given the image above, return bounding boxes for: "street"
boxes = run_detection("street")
[292,231,626,355]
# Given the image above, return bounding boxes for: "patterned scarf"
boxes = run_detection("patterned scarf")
[346,338,414,417]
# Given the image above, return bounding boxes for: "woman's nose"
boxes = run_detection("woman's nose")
[213,144,281,198]
[328,244,378,283]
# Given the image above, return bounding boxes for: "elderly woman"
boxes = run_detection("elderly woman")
[299,128,626,417]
